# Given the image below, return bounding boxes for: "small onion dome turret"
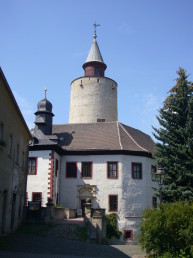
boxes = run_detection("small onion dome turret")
[83,33,107,77]
[34,91,54,135]
[37,98,53,113]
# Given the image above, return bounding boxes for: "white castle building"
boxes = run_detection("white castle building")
[27,32,157,242]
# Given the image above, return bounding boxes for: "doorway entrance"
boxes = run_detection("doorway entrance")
[81,199,86,217]
[81,198,91,217]
[11,193,16,231]
[77,184,96,217]
[1,190,8,234]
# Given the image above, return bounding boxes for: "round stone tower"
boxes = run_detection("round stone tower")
[69,33,118,123]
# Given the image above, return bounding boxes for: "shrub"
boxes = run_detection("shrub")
[77,225,88,241]
[138,202,193,257]
[106,213,122,239]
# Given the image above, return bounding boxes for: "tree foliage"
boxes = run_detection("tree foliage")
[153,68,193,202]
[106,213,122,239]
[138,202,193,257]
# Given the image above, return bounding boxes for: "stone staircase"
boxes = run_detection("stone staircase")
[43,220,87,241]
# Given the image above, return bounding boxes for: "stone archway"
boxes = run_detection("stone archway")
[77,184,96,216]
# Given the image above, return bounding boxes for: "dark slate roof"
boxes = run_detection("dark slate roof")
[30,129,58,145]
[52,122,155,155]
[37,98,53,112]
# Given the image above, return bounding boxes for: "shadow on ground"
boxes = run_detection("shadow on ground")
[0,224,145,258]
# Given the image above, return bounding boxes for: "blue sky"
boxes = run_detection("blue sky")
[0,0,192,140]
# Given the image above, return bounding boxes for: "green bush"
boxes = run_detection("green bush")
[138,202,193,257]
[106,213,122,239]
[77,225,88,241]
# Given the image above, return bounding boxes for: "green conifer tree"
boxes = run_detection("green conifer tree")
[153,68,193,202]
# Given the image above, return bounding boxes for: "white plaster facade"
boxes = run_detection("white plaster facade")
[59,154,157,242]
[27,150,157,241]
[69,76,118,123]
[27,150,61,207]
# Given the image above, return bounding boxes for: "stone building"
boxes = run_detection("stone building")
[27,32,157,242]
[0,67,31,234]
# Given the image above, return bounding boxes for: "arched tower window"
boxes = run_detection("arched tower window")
[95,67,99,76]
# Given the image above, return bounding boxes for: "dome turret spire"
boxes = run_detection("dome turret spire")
[69,28,118,124]
[34,89,54,135]
[83,23,107,77]
[93,22,100,41]
[45,87,47,99]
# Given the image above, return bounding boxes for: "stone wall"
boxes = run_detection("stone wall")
[69,76,118,123]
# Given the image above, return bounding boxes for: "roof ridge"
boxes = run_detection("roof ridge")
[119,123,149,152]
[116,121,123,150]
[53,121,117,126]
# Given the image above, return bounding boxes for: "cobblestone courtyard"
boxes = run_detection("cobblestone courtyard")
[0,224,146,258]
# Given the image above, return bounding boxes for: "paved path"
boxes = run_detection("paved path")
[0,251,145,258]
[0,224,146,258]
[0,236,145,258]
[0,236,144,258]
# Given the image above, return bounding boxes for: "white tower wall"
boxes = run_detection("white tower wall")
[69,76,118,123]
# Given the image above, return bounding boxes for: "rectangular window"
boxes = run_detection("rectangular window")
[124,230,133,240]
[132,163,142,179]
[97,118,105,122]
[26,192,28,206]
[18,197,21,217]
[55,159,59,177]
[0,122,3,143]
[151,165,157,181]
[152,196,157,208]
[82,162,92,178]
[28,157,37,175]
[109,195,118,212]
[8,134,12,156]
[66,162,77,178]
[32,192,42,203]
[16,143,19,164]
[107,162,118,178]
[22,152,25,168]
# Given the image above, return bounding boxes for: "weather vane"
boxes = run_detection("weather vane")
[45,87,47,99]
[93,22,100,35]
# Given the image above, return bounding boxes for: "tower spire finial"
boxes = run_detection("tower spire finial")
[45,87,47,99]
[93,22,100,40]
